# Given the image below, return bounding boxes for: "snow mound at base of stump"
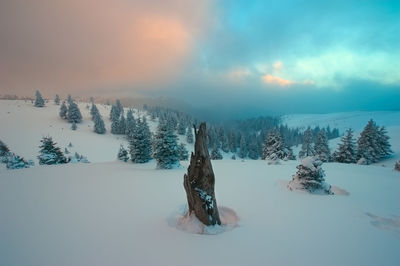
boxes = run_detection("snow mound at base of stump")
[172,205,239,235]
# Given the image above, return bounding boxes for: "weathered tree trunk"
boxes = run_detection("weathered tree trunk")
[183,123,221,226]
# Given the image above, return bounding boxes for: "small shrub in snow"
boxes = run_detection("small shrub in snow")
[71,121,77,130]
[34,90,45,107]
[54,94,60,105]
[38,136,69,165]
[288,156,332,194]
[69,152,89,163]
[118,145,129,162]
[394,161,400,171]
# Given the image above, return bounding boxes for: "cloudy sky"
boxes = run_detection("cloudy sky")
[1,0,399,118]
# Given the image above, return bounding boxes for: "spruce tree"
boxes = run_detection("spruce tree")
[333,128,357,163]
[247,136,259,160]
[71,121,77,130]
[376,126,392,159]
[357,120,379,164]
[395,160,400,172]
[314,129,330,162]
[90,104,100,120]
[119,115,126,135]
[177,122,187,135]
[125,109,136,136]
[38,136,69,165]
[59,101,68,119]
[238,134,247,159]
[54,94,60,105]
[262,129,284,161]
[210,143,223,160]
[118,145,129,162]
[111,114,120,134]
[0,139,10,157]
[178,143,189,161]
[6,153,31,169]
[129,117,152,163]
[34,90,45,107]
[67,94,73,105]
[67,101,82,123]
[93,112,106,134]
[186,126,194,144]
[288,156,332,194]
[153,120,179,169]
[299,127,315,159]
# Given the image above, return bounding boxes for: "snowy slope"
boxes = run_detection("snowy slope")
[1,160,399,266]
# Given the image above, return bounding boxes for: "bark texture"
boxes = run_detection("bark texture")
[183,123,221,226]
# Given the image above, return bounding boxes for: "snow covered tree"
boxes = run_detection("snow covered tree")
[125,109,136,136]
[54,94,60,105]
[395,161,400,171]
[376,126,392,160]
[238,134,247,159]
[90,104,100,120]
[314,129,330,162]
[129,117,152,163]
[93,112,106,134]
[119,115,126,135]
[220,133,230,153]
[71,121,77,130]
[34,90,45,107]
[67,94,73,105]
[357,120,382,164]
[247,136,259,160]
[38,136,69,165]
[177,122,186,135]
[153,120,179,169]
[299,127,315,159]
[210,143,223,160]
[6,153,31,169]
[69,152,89,163]
[118,145,129,162]
[333,128,357,163]
[59,101,68,119]
[67,101,82,123]
[186,126,194,144]
[178,143,189,161]
[111,114,120,134]
[0,139,10,157]
[288,156,332,194]
[262,129,293,162]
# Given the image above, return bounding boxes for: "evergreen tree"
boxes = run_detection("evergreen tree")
[38,136,69,165]
[111,114,120,134]
[119,115,126,135]
[6,153,31,169]
[228,131,236,153]
[129,117,152,163]
[67,94,73,105]
[71,121,77,130]
[118,145,129,162]
[299,127,315,159]
[288,156,332,194]
[178,143,189,161]
[93,112,106,134]
[153,120,179,169]
[238,134,247,159]
[221,133,230,153]
[54,94,60,105]
[90,104,100,120]
[357,120,380,164]
[262,129,293,161]
[314,129,330,162]
[67,101,82,123]
[247,136,259,160]
[34,90,45,107]
[210,143,223,160]
[177,122,187,135]
[59,101,68,119]
[0,139,10,157]
[333,128,357,163]
[125,109,136,136]
[376,126,392,159]
[186,126,194,144]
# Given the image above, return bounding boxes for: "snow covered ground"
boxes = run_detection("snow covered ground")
[1,100,400,266]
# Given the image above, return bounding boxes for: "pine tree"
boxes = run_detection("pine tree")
[119,115,126,135]
[314,129,330,162]
[71,121,77,130]
[221,133,230,153]
[129,117,152,163]
[238,134,247,159]
[262,129,284,161]
[118,145,129,162]
[333,128,357,163]
[153,120,179,169]
[0,139,10,157]
[90,104,100,120]
[38,136,69,165]
[357,120,379,164]
[247,136,259,160]
[177,122,187,135]
[299,127,315,159]
[67,101,82,123]
[210,143,223,160]
[6,153,31,169]
[376,126,392,160]
[125,109,136,136]
[93,112,106,134]
[186,126,194,144]
[111,114,120,134]
[54,94,60,105]
[288,156,332,194]
[34,90,45,107]
[178,143,189,161]
[67,94,73,105]
[59,101,68,119]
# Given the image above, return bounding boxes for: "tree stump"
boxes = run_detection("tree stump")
[183,123,221,226]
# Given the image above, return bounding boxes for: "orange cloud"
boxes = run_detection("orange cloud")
[273,61,283,71]
[262,74,294,86]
